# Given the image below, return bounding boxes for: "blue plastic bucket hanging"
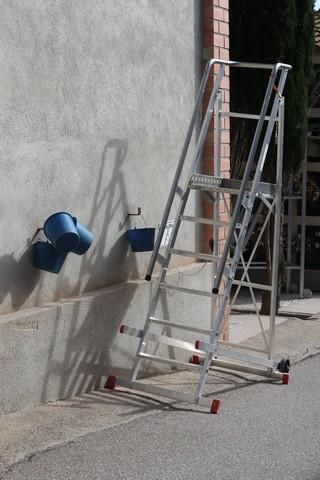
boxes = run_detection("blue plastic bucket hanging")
[33,241,67,274]
[71,218,93,255]
[127,227,155,252]
[43,212,80,253]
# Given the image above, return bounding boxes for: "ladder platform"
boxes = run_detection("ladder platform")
[189,173,276,196]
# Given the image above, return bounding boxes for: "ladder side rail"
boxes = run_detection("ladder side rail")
[145,59,215,281]
[212,64,280,293]
[285,176,294,292]
[131,66,225,382]
[248,69,289,192]
[159,65,226,267]
[211,91,223,329]
[213,92,222,258]
[268,97,285,359]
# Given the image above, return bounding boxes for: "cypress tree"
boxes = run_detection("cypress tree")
[230,0,313,181]
[229,0,314,311]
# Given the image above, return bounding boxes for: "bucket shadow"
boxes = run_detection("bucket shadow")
[0,242,41,311]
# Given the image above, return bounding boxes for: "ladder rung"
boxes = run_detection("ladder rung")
[120,325,143,338]
[222,111,276,121]
[150,317,212,335]
[171,249,219,262]
[147,333,198,353]
[139,352,201,370]
[180,215,230,227]
[160,282,216,297]
[120,323,209,350]
[196,341,274,368]
[232,279,272,291]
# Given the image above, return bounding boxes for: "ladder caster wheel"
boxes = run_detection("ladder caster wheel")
[105,375,117,390]
[191,355,200,365]
[145,274,151,281]
[282,373,290,385]
[212,288,219,294]
[210,399,221,414]
[277,357,290,373]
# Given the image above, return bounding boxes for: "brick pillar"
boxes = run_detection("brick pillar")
[201,0,230,254]
[201,0,230,339]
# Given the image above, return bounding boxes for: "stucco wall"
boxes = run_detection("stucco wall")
[0,1,202,314]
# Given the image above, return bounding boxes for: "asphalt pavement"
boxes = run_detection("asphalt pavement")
[1,354,320,480]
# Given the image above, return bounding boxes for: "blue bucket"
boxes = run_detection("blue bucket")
[71,218,93,255]
[127,228,155,252]
[33,241,67,274]
[44,212,80,253]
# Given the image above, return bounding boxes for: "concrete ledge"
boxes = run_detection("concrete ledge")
[0,263,217,414]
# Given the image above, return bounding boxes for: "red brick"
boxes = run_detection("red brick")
[219,47,229,61]
[221,103,229,115]
[214,33,224,47]
[224,36,229,49]
[223,9,229,22]
[213,6,224,20]
[219,0,229,8]
[223,90,230,103]
[222,116,230,130]
[220,76,229,89]
[220,212,230,222]
[219,21,229,36]
[221,158,230,170]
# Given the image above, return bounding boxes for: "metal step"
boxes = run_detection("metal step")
[189,173,276,196]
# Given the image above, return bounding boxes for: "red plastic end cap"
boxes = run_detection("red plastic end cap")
[120,324,125,334]
[105,375,117,390]
[192,355,200,365]
[282,373,290,385]
[211,399,221,414]
[195,340,201,350]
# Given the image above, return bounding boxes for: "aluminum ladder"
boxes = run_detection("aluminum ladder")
[106,59,292,413]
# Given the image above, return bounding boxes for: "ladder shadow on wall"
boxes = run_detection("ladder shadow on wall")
[41,139,141,402]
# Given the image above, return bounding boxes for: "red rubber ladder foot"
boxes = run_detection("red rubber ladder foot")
[191,355,200,365]
[210,399,221,414]
[105,375,117,390]
[119,324,125,334]
[282,373,290,385]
